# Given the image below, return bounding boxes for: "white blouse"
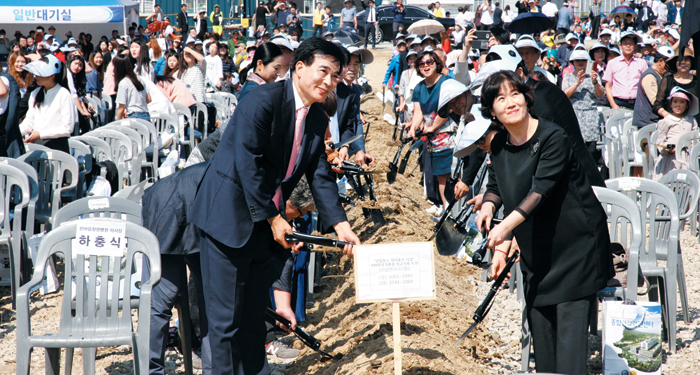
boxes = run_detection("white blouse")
[20,85,77,140]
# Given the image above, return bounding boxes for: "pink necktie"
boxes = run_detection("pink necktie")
[274,106,309,209]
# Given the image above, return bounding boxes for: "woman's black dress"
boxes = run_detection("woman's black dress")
[484,120,614,307]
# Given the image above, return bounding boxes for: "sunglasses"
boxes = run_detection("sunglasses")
[418,59,435,68]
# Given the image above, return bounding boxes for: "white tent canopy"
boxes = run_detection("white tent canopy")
[0,0,139,42]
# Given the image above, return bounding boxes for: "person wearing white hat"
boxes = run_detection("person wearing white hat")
[397,49,421,124]
[603,31,648,109]
[409,36,423,53]
[515,35,555,84]
[632,45,675,128]
[653,52,695,120]
[19,54,76,153]
[270,35,294,80]
[598,28,613,47]
[195,8,208,40]
[382,40,408,89]
[653,87,699,180]
[556,33,578,69]
[562,48,605,161]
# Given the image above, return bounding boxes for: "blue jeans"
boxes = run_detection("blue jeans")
[129,112,151,121]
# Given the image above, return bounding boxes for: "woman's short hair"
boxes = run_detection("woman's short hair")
[415,50,444,78]
[479,70,535,122]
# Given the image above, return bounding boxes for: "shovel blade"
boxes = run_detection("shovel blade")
[387,163,398,184]
[435,217,468,256]
[398,154,410,174]
[370,209,386,225]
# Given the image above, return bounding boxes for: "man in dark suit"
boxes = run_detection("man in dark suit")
[635,0,656,32]
[177,3,189,37]
[190,38,359,375]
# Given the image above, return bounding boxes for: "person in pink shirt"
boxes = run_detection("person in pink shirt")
[102,60,117,122]
[603,31,648,109]
[154,75,197,110]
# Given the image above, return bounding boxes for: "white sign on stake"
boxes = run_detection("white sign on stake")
[354,242,435,303]
[74,221,127,257]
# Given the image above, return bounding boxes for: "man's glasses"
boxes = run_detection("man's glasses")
[418,59,435,68]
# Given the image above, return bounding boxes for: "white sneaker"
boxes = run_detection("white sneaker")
[425,205,439,215]
[434,205,445,217]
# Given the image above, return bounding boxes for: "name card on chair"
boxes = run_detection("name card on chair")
[74,221,126,257]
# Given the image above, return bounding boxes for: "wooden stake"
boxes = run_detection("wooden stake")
[393,302,401,375]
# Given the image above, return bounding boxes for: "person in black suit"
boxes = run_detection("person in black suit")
[189,38,359,375]
[635,0,656,32]
[177,3,189,37]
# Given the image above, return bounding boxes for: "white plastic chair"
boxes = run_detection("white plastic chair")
[674,130,700,169]
[84,129,134,191]
[0,164,31,305]
[15,219,161,375]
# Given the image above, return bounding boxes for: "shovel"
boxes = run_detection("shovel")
[387,143,405,184]
[443,159,463,203]
[364,173,386,225]
[398,139,423,174]
[435,203,474,256]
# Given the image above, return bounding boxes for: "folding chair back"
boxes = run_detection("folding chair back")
[605,177,684,352]
[150,112,180,157]
[114,119,158,179]
[68,139,93,201]
[24,143,52,153]
[658,169,700,233]
[18,150,79,230]
[53,196,142,227]
[194,101,210,138]
[72,136,113,163]
[102,124,144,186]
[217,92,237,116]
[15,219,161,375]
[593,186,643,301]
[689,142,700,174]
[675,130,700,169]
[0,165,31,304]
[85,129,134,190]
[636,124,657,179]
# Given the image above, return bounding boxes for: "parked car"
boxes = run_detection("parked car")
[356,5,455,43]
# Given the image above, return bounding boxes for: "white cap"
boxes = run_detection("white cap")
[67,37,78,46]
[186,37,196,44]
[471,45,522,89]
[620,31,642,44]
[410,37,422,46]
[271,35,294,51]
[609,21,617,27]
[565,33,579,43]
[60,46,77,53]
[23,54,62,77]
[656,46,675,60]
[423,46,434,52]
[569,49,591,62]
[588,42,609,59]
[640,33,656,45]
[407,49,418,58]
[195,39,203,45]
[515,35,542,53]
[323,31,334,37]
[668,86,699,117]
[396,39,407,46]
[599,29,613,37]
[290,40,300,50]
[454,104,492,158]
[396,33,406,39]
[347,46,374,64]
[421,35,434,44]
[231,72,240,85]
[609,46,621,55]
[667,29,680,41]
[437,79,469,114]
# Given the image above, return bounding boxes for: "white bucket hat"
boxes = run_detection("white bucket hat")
[515,35,542,53]
[569,49,591,62]
[668,87,699,118]
[346,46,374,64]
[454,104,492,158]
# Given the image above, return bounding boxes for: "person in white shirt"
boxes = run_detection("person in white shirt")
[479,1,494,30]
[541,0,559,26]
[19,54,76,153]
[204,42,224,89]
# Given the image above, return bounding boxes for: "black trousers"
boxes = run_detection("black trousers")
[200,223,286,375]
[364,23,377,48]
[143,254,211,375]
[312,24,323,37]
[527,294,595,375]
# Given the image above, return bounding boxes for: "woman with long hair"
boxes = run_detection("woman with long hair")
[8,52,33,98]
[113,54,151,121]
[163,50,181,77]
[86,50,104,98]
[66,54,93,133]
[408,49,454,217]
[98,39,112,67]
[130,39,154,83]
[19,54,76,153]
[177,46,206,102]
[475,70,612,375]
[237,42,284,101]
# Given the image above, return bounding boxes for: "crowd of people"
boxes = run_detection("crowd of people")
[1,1,695,375]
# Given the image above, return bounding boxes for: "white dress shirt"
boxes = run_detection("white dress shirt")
[367,6,376,23]
[20,85,77,141]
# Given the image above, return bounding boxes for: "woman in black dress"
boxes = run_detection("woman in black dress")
[475,70,613,375]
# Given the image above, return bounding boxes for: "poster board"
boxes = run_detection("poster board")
[354,242,435,304]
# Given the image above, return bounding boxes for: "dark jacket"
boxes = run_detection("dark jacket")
[190,79,347,248]
[0,72,26,157]
[177,10,189,33]
[142,161,209,255]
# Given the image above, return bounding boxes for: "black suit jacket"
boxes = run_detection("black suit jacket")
[336,82,358,144]
[635,6,656,25]
[190,79,347,248]
[531,80,605,188]
[177,11,189,33]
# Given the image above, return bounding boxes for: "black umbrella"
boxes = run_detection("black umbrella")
[506,12,554,35]
[333,28,365,46]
